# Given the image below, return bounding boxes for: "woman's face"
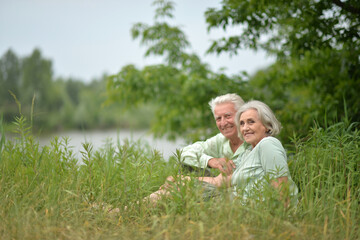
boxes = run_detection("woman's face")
[239,109,268,147]
[214,102,238,140]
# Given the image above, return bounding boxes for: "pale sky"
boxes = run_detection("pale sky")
[0,0,274,82]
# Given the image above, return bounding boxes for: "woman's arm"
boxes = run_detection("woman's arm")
[259,138,292,207]
[145,173,232,205]
[271,176,290,208]
[198,174,232,188]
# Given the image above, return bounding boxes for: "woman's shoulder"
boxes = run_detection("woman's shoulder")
[257,136,283,149]
[256,137,287,163]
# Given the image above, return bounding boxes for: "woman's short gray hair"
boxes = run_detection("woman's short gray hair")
[235,100,282,139]
[208,93,245,115]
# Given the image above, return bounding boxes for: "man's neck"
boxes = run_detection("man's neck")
[229,138,243,153]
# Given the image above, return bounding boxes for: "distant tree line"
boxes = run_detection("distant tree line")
[0,48,152,133]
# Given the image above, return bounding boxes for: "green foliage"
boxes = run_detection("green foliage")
[65,79,85,106]
[205,0,360,57]
[291,121,360,205]
[107,64,249,141]
[0,115,175,239]
[0,49,21,123]
[0,114,5,162]
[249,48,360,139]
[0,48,65,131]
[0,49,21,104]
[205,0,360,136]
[105,0,360,143]
[0,115,359,239]
[20,49,53,110]
[0,48,155,132]
[289,121,360,239]
[107,0,251,141]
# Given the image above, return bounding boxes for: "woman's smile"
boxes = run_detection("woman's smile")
[239,109,268,147]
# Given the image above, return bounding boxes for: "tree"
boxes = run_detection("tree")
[0,49,21,121]
[0,49,21,103]
[248,49,358,139]
[106,0,250,141]
[205,0,360,129]
[20,48,54,110]
[205,0,360,57]
[65,78,85,106]
[107,0,359,141]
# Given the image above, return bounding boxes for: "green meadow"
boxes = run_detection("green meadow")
[0,115,359,240]
[2,0,360,239]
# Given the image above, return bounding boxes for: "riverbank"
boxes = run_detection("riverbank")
[41,129,186,160]
[6,128,186,161]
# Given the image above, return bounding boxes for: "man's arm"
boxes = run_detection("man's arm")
[180,134,223,169]
[181,134,235,175]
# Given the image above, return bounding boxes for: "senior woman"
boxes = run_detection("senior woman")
[146,100,298,206]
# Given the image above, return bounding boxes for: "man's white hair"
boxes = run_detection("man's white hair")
[208,93,245,116]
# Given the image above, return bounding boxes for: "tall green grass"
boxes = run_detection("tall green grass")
[0,116,359,239]
[289,122,359,239]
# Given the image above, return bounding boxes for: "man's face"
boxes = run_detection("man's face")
[214,102,237,139]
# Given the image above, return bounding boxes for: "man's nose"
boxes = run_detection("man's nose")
[220,117,227,125]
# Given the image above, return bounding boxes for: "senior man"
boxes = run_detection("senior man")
[181,93,246,176]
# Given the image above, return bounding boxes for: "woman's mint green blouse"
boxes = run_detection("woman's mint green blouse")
[231,137,298,199]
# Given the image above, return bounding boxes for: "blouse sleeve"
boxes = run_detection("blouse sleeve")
[258,137,289,179]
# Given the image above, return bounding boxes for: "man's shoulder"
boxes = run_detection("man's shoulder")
[210,133,228,143]
[213,133,226,139]
[195,133,228,149]
[181,133,226,151]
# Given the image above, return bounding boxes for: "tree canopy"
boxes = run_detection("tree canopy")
[106,0,251,141]
[205,0,360,136]
[106,0,359,142]
[205,0,360,57]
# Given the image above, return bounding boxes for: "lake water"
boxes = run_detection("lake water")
[37,129,187,160]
